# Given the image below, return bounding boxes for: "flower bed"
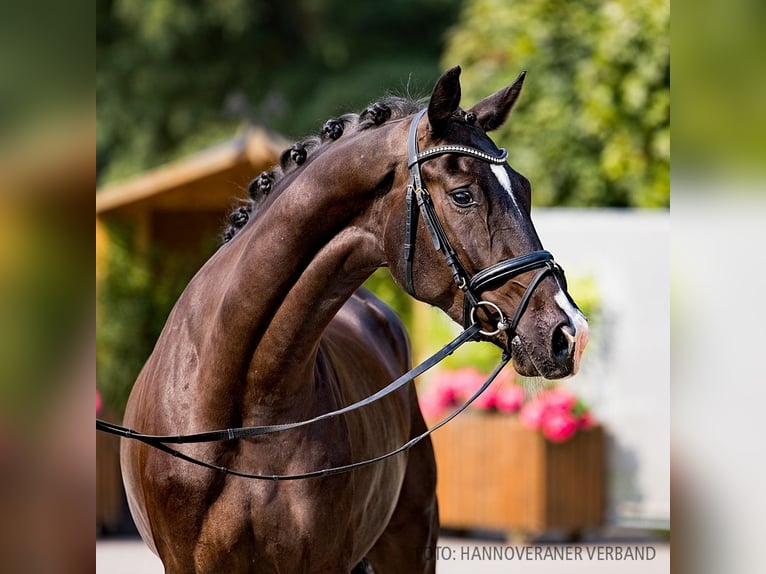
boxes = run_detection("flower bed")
[421,368,604,535]
[420,367,595,442]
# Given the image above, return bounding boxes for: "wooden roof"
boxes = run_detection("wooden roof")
[96,127,286,216]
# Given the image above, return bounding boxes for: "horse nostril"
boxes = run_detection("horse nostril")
[552,324,576,361]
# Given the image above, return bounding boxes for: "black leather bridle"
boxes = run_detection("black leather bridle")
[404,108,565,336]
[96,109,566,480]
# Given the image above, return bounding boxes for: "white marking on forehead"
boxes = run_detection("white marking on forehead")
[490,164,519,209]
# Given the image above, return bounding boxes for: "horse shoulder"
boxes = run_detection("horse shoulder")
[336,287,412,376]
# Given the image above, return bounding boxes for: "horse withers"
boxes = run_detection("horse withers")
[120,66,588,573]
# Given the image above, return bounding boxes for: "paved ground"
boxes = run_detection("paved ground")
[97,536,670,573]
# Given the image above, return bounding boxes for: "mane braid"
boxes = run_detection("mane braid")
[220,96,422,245]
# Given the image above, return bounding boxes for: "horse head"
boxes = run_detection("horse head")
[384,66,589,379]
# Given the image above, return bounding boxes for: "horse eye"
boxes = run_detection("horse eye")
[449,190,475,207]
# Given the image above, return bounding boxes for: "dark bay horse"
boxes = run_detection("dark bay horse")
[120,66,588,573]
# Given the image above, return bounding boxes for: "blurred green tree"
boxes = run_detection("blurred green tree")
[443,0,669,207]
[97,0,461,184]
[96,223,204,413]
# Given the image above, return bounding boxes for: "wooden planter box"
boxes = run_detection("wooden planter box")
[430,415,604,536]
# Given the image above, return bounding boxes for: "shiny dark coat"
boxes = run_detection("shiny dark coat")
[121,67,587,573]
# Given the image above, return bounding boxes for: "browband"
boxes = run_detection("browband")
[408,144,508,168]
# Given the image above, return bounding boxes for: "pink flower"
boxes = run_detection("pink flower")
[419,393,445,420]
[495,385,525,414]
[541,410,578,442]
[471,388,497,410]
[434,383,458,407]
[450,368,487,400]
[419,383,457,419]
[543,386,576,413]
[519,397,547,429]
[578,411,595,430]
[96,389,102,415]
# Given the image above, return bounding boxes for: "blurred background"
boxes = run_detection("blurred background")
[95,0,669,545]
[19,0,766,571]
[93,0,673,570]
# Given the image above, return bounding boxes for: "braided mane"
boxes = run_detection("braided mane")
[221,96,422,244]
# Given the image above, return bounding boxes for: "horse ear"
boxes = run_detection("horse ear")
[427,66,462,135]
[468,71,526,132]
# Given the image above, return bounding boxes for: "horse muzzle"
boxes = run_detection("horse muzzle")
[507,310,589,379]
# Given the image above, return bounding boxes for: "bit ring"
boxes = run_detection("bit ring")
[470,300,509,336]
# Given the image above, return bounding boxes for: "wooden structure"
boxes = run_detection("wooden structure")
[96,126,285,273]
[430,415,604,539]
[96,126,284,533]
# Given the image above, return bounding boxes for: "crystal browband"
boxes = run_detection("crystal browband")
[408,145,508,167]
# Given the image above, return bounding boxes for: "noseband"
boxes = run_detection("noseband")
[404,108,564,336]
[96,109,568,480]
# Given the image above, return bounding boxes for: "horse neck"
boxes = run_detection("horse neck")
[197,123,409,414]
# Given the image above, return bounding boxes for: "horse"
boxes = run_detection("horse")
[120,66,589,573]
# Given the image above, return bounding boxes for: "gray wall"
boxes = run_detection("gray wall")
[533,209,670,528]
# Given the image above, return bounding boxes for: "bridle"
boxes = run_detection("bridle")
[404,108,565,336]
[96,109,566,480]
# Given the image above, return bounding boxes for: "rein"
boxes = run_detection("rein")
[98,323,510,481]
[96,109,565,480]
